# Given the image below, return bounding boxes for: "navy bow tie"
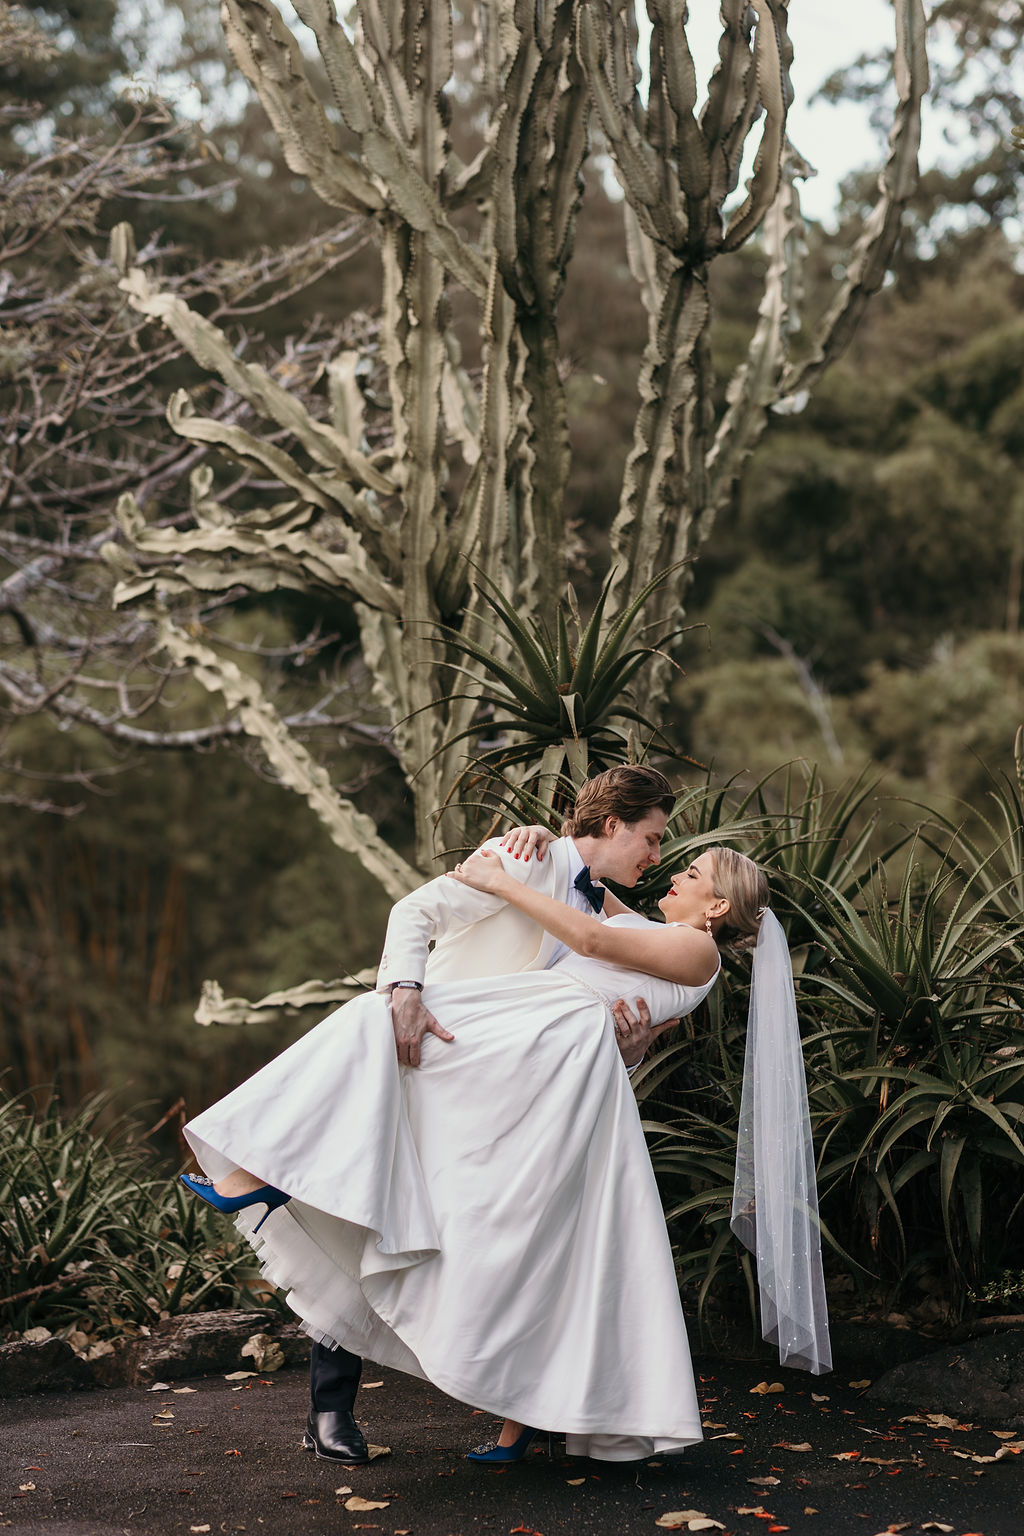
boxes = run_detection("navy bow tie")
[574,866,605,912]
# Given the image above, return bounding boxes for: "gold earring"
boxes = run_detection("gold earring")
[705,913,713,935]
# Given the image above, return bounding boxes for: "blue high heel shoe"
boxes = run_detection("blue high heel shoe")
[179,1172,290,1234]
[465,1426,551,1464]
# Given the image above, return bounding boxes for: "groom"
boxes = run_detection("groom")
[304,764,676,1462]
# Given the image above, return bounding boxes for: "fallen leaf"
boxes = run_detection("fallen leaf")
[344,1497,390,1512]
[224,1448,241,1457]
[223,1371,256,1381]
[18,1484,35,1492]
[567,1477,586,1485]
[362,1379,384,1388]
[367,1443,392,1459]
[736,1509,766,1517]
[810,1395,829,1404]
[710,1432,744,1441]
[767,1527,789,1533]
[240,1332,284,1372]
[746,1477,781,1487]
[149,1381,172,1391]
[829,1451,860,1461]
[189,1527,211,1533]
[919,1525,954,1533]
[655,1514,724,1531]
[902,1413,971,1432]
[848,1379,871,1389]
[775,1442,812,1453]
[173,1387,198,1394]
[749,1381,785,1395]
[333,1486,352,1496]
[803,1510,819,1517]
[702,1421,728,1430]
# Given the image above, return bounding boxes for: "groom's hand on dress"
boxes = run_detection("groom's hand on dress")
[390,988,454,1068]
[612,997,680,1068]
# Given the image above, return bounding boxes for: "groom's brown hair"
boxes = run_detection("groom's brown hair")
[562,765,674,839]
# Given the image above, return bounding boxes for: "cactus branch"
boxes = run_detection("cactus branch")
[779,0,929,396]
[155,616,419,900]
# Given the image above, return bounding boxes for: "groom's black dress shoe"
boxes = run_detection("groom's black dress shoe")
[303,1409,370,1463]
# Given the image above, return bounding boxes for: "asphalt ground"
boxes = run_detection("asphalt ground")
[1,1357,1020,1536]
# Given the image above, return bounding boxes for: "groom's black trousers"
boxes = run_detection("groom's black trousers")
[310,1339,363,1411]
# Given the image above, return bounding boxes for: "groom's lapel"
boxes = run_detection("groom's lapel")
[545,836,573,899]
[525,837,573,967]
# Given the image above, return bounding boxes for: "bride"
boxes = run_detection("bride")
[182,842,830,1464]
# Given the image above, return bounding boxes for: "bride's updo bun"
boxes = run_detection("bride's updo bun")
[707,846,770,951]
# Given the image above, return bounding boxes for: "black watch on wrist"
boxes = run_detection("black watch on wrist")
[390,980,423,992]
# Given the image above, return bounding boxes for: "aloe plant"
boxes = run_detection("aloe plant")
[630,763,904,922]
[0,1089,281,1337]
[793,860,1024,1298]
[629,767,1024,1330]
[428,566,692,819]
[921,724,1024,933]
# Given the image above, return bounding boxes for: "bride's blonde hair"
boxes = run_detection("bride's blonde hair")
[707,846,770,951]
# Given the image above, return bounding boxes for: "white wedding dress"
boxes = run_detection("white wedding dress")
[184,914,719,1460]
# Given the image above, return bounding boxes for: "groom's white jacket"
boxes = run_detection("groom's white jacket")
[377,836,592,990]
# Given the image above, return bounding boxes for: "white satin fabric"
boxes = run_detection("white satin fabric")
[185,914,718,1460]
[730,910,832,1374]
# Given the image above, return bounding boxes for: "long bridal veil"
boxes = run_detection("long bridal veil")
[730,908,832,1375]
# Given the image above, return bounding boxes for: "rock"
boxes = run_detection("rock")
[0,1337,97,1396]
[827,1320,934,1377]
[867,1329,1024,1424]
[133,1310,308,1385]
[87,1337,143,1388]
[0,1311,310,1395]
[692,1318,935,1379]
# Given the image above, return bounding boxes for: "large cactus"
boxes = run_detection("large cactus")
[111,0,928,894]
